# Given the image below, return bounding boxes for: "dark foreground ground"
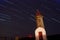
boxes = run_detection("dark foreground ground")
[20,35,60,40]
[0,34,60,40]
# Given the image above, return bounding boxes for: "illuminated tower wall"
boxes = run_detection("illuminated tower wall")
[35,10,47,40]
[35,10,44,28]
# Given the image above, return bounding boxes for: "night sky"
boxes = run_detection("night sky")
[0,0,60,37]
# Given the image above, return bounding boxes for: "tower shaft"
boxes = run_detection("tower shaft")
[35,10,47,40]
[35,10,44,28]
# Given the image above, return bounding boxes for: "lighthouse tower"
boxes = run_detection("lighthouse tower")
[35,10,44,27]
[35,10,47,40]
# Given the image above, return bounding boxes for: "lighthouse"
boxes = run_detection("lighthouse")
[35,10,47,40]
